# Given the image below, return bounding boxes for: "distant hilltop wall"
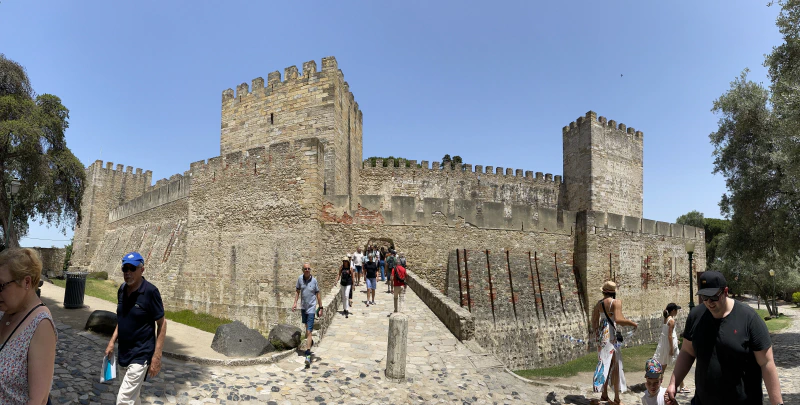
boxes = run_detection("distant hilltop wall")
[360,158,563,211]
[323,195,573,233]
[221,56,362,200]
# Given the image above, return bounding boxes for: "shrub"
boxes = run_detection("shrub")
[792,291,800,307]
[88,271,108,280]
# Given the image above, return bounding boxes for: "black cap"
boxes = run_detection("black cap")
[666,303,681,312]
[697,271,727,296]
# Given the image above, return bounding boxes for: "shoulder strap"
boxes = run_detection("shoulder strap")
[601,300,616,329]
[0,302,45,353]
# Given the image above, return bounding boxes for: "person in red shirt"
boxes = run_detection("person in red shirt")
[392,263,407,313]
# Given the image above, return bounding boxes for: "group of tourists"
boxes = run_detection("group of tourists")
[293,245,408,368]
[0,248,166,405]
[590,271,784,405]
[336,245,408,317]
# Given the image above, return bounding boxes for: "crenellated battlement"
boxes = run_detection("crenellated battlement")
[562,111,644,139]
[221,57,355,107]
[89,160,152,178]
[361,158,562,185]
[190,137,323,181]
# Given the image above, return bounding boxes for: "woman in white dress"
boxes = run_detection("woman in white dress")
[652,303,688,394]
[591,281,638,405]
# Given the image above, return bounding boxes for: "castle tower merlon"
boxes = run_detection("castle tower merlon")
[303,60,318,78]
[267,71,281,87]
[321,56,338,72]
[284,65,299,81]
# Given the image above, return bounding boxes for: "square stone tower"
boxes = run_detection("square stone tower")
[562,111,643,217]
[220,57,362,202]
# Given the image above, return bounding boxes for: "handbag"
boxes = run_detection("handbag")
[601,300,624,343]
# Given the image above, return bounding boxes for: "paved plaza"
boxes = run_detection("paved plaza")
[47,283,800,404]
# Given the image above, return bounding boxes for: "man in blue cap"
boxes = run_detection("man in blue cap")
[104,251,167,404]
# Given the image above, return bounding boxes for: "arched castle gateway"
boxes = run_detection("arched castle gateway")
[69,57,705,369]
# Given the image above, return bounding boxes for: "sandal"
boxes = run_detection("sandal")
[678,387,691,394]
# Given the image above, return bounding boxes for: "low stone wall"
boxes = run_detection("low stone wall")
[314,283,342,342]
[406,269,474,341]
[28,247,66,278]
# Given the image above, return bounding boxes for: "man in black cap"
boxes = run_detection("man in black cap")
[665,271,783,405]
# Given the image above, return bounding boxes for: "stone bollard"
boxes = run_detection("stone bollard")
[385,313,408,380]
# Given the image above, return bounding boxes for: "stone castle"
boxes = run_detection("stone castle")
[70,56,705,369]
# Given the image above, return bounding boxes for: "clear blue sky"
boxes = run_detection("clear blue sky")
[1,1,782,248]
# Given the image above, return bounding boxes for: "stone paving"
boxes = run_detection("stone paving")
[48,289,800,404]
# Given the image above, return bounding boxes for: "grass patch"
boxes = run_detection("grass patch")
[515,343,658,379]
[755,309,792,333]
[50,278,232,334]
[51,278,119,303]
[164,310,232,334]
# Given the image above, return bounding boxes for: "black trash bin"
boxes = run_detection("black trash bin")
[64,271,88,309]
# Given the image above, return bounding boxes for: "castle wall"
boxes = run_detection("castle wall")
[70,161,152,268]
[577,210,705,347]
[563,111,643,217]
[220,57,362,198]
[358,159,563,215]
[319,208,575,299]
[83,138,326,332]
[446,249,587,369]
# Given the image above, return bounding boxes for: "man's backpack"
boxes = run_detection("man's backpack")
[394,265,406,284]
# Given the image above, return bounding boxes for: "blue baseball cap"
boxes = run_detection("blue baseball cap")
[121,252,144,267]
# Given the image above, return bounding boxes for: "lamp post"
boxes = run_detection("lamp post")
[769,269,776,317]
[686,241,696,309]
[4,177,20,249]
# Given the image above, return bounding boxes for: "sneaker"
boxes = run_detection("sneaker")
[366,302,370,307]
[372,301,377,305]
[305,354,311,368]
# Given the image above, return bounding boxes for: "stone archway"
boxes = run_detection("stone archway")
[364,237,394,252]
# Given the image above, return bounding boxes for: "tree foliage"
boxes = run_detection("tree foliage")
[364,156,417,168]
[0,54,85,246]
[441,154,463,170]
[710,0,800,258]
[676,210,705,228]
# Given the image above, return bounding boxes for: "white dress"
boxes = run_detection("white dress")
[653,316,679,367]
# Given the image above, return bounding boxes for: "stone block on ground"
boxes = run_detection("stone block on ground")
[267,323,302,350]
[84,310,117,336]
[211,321,273,357]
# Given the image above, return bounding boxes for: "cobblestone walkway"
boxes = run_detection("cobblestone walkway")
[49,291,800,404]
[50,285,553,404]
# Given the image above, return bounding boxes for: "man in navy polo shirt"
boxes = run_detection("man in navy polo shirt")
[105,251,167,404]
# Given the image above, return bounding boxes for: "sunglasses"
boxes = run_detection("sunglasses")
[0,280,17,292]
[121,265,139,273]
[302,267,311,271]
[700,289,724,302]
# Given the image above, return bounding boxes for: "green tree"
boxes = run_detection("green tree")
[441,154,463,170]
[676,210,704,228]
[703,217,730,267]
[0,54,85,247]
[364,156,416,168]
[709,1,800,259]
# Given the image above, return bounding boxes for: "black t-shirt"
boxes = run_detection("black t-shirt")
[340,268,352,286]
[117,278,165,367]
[682,300,771,405]
[364,261,378,279]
